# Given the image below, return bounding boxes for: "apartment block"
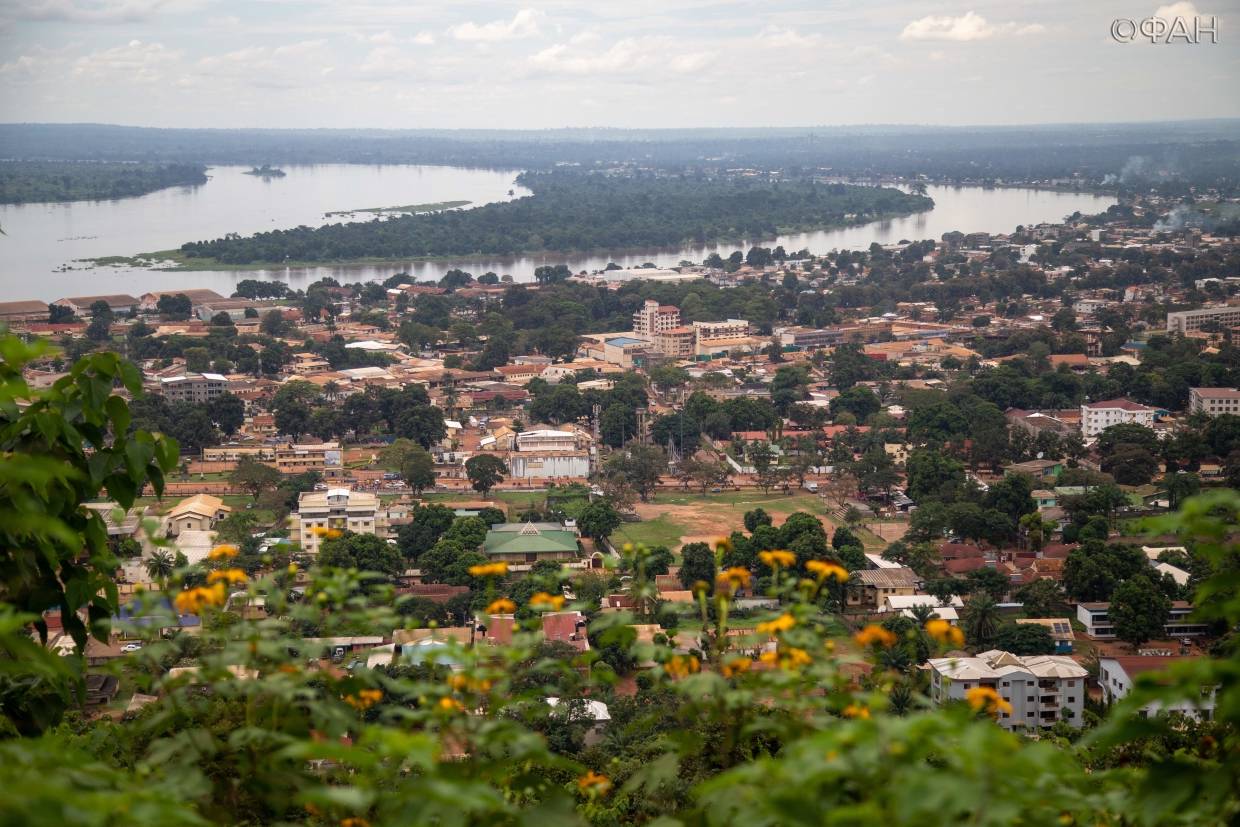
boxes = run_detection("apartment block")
[1166,306,1240,334]
[632,300,681,336]
[1077,602,1208,640]
[928,650,1088,729]
[158,372,230,404]
[1189,387,1240,416]
[652,326,696,357]
[692,319,749,341]
[295,488,382,554]
[1080,398,1157,437]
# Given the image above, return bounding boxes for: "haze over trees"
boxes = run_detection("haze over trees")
[0,160,207,204]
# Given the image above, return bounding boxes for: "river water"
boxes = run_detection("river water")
[0,165,1115,302]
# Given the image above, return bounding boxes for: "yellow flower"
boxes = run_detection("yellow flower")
[714,536,733,555]
[208,544,238,560]
[311,526,330,537]
[842,703,870,719]
[664,654,700,680]
[173,584,228,615]
[577,770,611,796]
[437,696,465,713]
[853,624,897,648]
[529,592,566,611]
[721,657,751,678]
[759,549,796,569]
[715,566,751,594]
[807,559,849,582]
[340,818,371,827]
[343,689,384,711]
[925,618,965,648]
[287,563,299,576]
[207,568,248,586]
[756,613,796,635]
[965,686,1013,716]
[760,646,812,670]
[468,561,509,578]
[486,598,516,615]
[325,528,343,539]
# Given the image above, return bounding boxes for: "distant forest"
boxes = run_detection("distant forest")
[0,160,207,204]
[2,122,1238,191]
[176,172,933,264]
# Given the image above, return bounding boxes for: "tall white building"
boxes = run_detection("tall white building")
[928,650,1089,729]
[1080,398,1157,437]
[295,488,382,554]
[632,300,681,337]
[1189,387,1240,416]
[1166,306,1240,334]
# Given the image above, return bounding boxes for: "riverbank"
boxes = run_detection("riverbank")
[324,200,472,218]
[83,204,934,273]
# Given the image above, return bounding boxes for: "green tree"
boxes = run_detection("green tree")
[905,449,965,503]
[1015,578,1066,618]
[961,594,1000,648]
[678,542,717,591]
[993,623,1055,655]
[578,500,621,542]
[465,454,506,497]
[318,532,404,577]
[1110,575,1172,650]
[144,549,176,580]
[207,392,245,435]
[230,456,281,501]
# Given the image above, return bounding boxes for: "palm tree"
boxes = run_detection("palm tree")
[322,381,340,401]
[145,549,175,580]
[910,604,937,625]
[962,594,1000,649]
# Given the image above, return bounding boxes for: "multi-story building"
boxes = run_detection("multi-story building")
[516,430,580,452]
[773,326,849,350]
[1166,306,1240,334]
[928,650,1089,729]
[632,300,681,336]
[295,488,382,554]
[1077,602,1208,640]
[275,441,343,474]
[1080,398,1157,437]
[158,373,230,404]
[507,429,591,479]
[693,319,749,341]
[652,326,696,357]
[1189,387,1240,416]
[1098,656,1215,720]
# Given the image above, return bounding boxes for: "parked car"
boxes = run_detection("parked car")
[121,643,143,653]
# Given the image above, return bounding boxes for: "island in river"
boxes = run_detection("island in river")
[324,200,471,218]
[118,172,934,269]
[244,165,286,178]
[0,160,207,205]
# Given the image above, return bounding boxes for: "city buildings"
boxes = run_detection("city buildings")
[275,441,343,474]
[1188,387,1240,416]
[928,650,1089,729]
[157,372,231,404]
[294,488,382,555]
[632,300,681,337]
[1080,399,1158,437]
[1166,305,1240,334]
[1098,656,1215,720]
[1076,602,1209,640]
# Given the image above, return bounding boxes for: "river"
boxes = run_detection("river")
[0,165,1115,302]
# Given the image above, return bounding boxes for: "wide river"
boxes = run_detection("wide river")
[0,164,1115,302]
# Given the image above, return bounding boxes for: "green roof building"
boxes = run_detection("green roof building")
[483,522,581,565]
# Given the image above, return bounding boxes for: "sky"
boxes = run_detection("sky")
[0,0,1237,129]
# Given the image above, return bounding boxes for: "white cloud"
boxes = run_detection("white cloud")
[530,36,713,76]
[450,9,543,43]
[757,26,822,49]
[1153,2,1201,21]
[412,31,435,46]
[899,11,1043,42]
[72,39,181,82]
[13,0,202,23]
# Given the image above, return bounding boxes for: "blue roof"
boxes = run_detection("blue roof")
[606,336,644,346]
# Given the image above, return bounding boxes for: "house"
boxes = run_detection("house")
[52,294,139,316]
[927,650,1089,729]
[157,373,230,404]
[481,522,580,568]
[1003,459,1065,482]
[0,299,50,323]
[882,594,964,624]
[139,288,227,311]
[1014,617,1076,654]
[1188,387,1240,417]
[166,494,230,536]
[541,611,590,652]
[1098,656,1215,720]
[494,364,543,385]
[1076,601,1208,640]
[295,488,382,554]
[546,697,611,746]
[1080,399,1157,437]
[847,567,920,610]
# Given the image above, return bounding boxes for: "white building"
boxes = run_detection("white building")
[1076,602,1208,640]
[1080,398,1157,437]
[1098,656,1215,720]
[692,319,749,341]
[158,373,230,404]
[1166,305,1240,334]
[632,300,681,337]
[882,594,964,624]
[295,488,382,554]
[1189,387,1240,416]
[928,650,1089,729]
